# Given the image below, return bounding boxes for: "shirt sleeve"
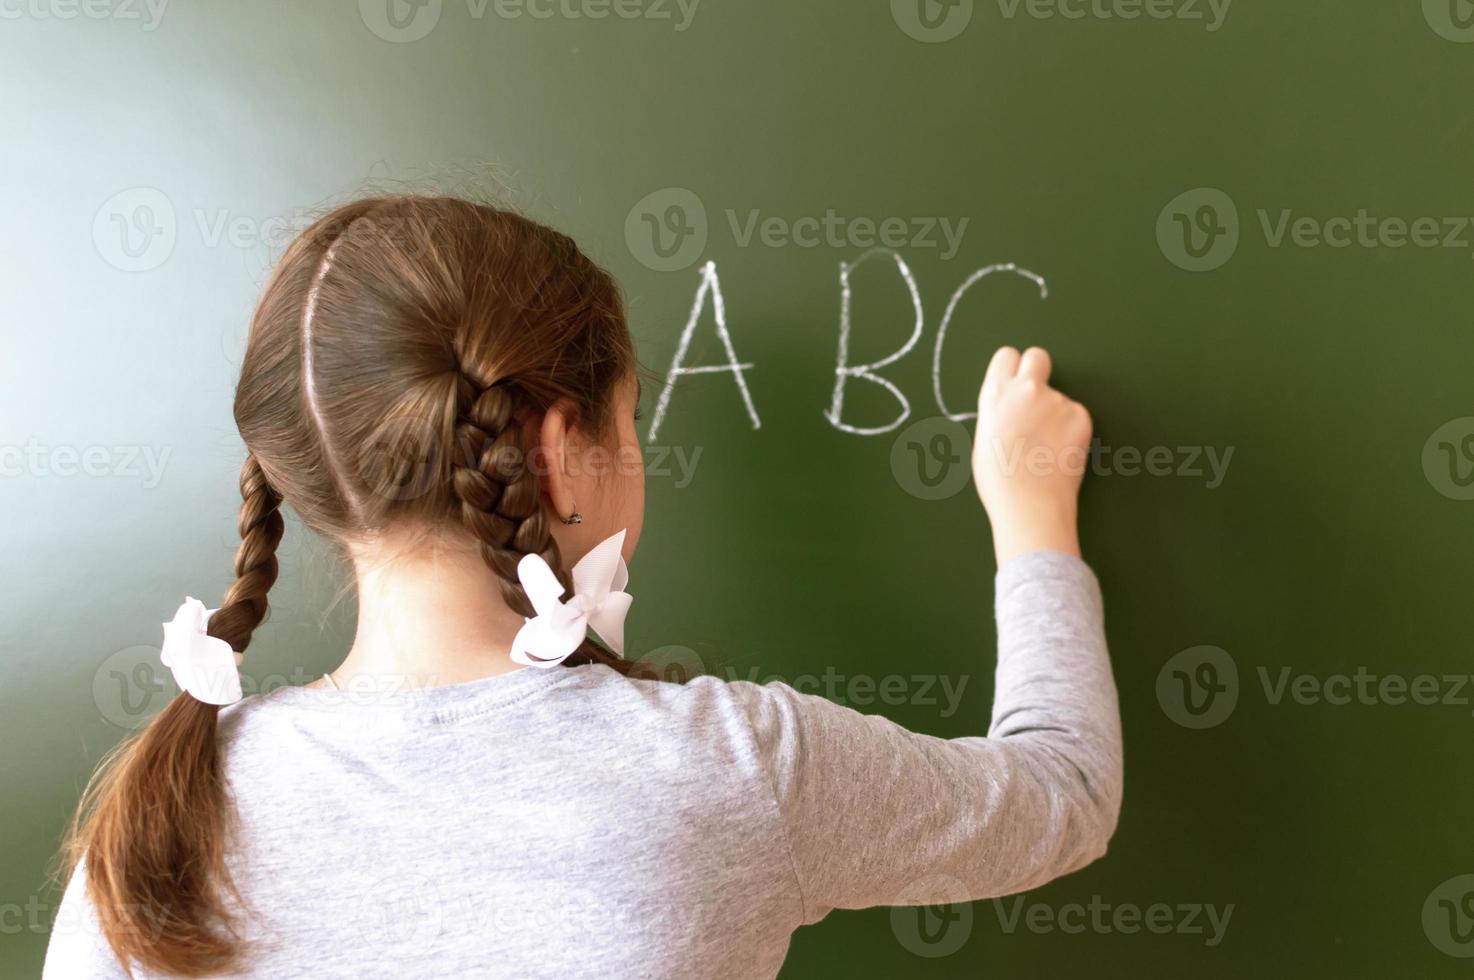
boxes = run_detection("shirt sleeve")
[733,549,1123,923]
[43,859,131,980]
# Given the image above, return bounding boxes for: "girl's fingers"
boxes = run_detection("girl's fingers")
[981,346,1021,403]
[1018,346,1052,385]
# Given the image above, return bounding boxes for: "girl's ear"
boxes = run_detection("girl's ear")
[526,399,582,519]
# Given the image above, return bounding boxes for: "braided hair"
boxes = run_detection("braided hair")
[65,196,649,976]
[448,374,635,672]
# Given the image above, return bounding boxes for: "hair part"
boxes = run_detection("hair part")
[63,195,652,976]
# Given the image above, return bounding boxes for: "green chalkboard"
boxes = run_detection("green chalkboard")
[3,1,1474,976]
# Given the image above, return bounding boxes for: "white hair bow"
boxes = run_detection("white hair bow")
[160,598,244,705]
[511,529,632,669]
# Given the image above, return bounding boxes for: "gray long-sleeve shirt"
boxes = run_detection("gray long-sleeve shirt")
[44,550,1122,979]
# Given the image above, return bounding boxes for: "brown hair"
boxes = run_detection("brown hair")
[63,196,647,976]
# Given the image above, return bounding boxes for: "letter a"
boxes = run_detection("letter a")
[646,261,760,442]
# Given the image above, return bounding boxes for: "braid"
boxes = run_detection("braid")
[206,454,284,653]
[65,453,286,977]
[449,375,649,676]
[450,378,558,616]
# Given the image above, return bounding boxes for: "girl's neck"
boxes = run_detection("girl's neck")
[328,533,528,690]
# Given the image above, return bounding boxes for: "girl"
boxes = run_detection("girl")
[45,196,1121,979]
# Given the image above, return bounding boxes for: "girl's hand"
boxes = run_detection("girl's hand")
[973,346,1091,566]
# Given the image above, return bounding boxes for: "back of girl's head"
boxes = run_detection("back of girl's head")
[65,195,639,976]
[237,196,634,617]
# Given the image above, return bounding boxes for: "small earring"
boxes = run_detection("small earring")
[561,506,582,525]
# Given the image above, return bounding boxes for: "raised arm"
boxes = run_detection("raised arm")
[735,346,1122,921]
